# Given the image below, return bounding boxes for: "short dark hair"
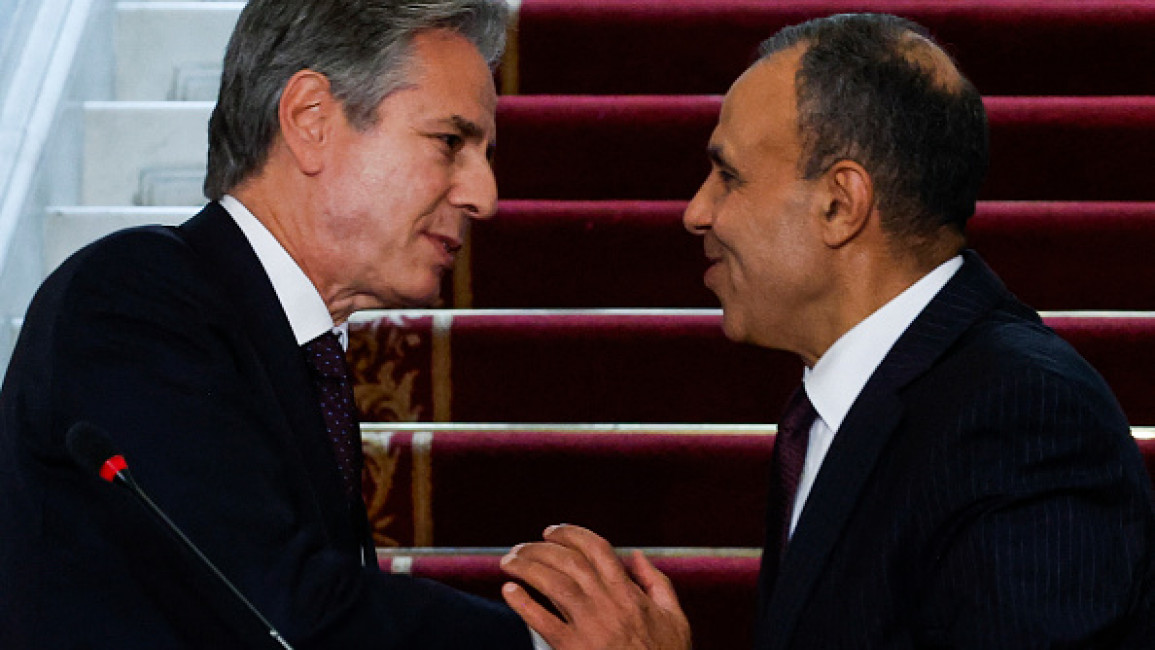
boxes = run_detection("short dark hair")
[759,13,989,241]
[204,0,509,201]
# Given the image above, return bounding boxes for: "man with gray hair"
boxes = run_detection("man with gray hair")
[0,1,535,647]
[501,13,1155,649]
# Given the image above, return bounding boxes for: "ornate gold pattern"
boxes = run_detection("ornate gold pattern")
[361,432,404,547]
[349,315,430,422]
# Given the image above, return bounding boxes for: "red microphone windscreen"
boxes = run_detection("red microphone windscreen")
[66,421,126,481]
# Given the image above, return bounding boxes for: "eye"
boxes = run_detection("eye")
[437,133,463,152]
[717,167,740,189]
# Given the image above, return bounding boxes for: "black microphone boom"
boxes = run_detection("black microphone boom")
[65,422,294,650]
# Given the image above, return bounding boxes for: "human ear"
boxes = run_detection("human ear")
[277,70,338,176]
[820,159,874,248]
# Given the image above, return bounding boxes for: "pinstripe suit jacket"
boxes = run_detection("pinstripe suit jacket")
[754,251,1155,649]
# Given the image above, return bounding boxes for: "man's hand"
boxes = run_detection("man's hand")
[500,524,692,650]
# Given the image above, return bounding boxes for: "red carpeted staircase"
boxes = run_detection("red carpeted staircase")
[345,3,1155,648]
[508,0,1155,96]
[348,312,1155,425]
[492,96,1155,201]
[463,201,1155,310]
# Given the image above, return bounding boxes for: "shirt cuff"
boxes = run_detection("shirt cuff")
[530,627,553,650]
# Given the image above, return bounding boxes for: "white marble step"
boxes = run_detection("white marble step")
[43,205,197,273]
[115,1,242,100]
[82,101,212,206]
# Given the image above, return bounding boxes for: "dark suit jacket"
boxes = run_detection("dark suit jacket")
[0,203,532,648]
[755,251,1155,649]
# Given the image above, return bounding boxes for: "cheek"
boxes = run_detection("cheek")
[381,158,455,222]
[722,210,815,308]
[718,205,777,283]
[341,135,431,200]
[328,163,435,240]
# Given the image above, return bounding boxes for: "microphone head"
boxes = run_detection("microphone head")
[66,422,125,481]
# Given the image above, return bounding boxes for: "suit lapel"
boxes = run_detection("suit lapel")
[175,203,354,541]
[760,251,1023,649]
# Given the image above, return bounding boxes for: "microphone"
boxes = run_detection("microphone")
[66,422,294,650]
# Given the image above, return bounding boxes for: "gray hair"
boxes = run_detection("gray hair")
[204,0,509,200]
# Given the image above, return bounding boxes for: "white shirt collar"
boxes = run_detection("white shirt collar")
[219,195,344,347]
[803,255,963,432]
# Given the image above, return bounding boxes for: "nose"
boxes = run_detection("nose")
[683,177,714,235]
[451,151,499,221]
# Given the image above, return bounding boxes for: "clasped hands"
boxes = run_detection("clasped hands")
[501,524,692,650]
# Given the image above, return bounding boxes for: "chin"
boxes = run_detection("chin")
[400,279,445,308]
[396,291,443,309]
[718,311,749,344]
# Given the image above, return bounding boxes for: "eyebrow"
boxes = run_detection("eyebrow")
[449,115,484,140]
[707,144,736,174]
[446,114,496,158]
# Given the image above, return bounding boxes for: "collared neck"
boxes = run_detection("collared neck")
[219,195,345,348]
[803,255,963,432]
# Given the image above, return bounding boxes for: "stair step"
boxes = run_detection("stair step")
[109,1,1155,98]
[494,95,1155,201]
[512,0,1155,96]
[78,97,1155,207]
[355,425,1155,550]
[466,200,1155,311]
[114,1,241,101]
[346,310,1155,425]
[358,426,775,548]
[355,424,1150,556]
[81,101,211,206]
[52,201,1155,312]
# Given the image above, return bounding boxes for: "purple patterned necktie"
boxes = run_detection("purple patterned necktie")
[773,385,817,554]
[302,331,362,500]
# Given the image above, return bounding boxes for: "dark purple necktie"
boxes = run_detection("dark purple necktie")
[302,331,363,500]
[772,385,817,553]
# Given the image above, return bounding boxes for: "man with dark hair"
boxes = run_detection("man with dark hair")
[0,0,535,647]
[501,13,1155,649]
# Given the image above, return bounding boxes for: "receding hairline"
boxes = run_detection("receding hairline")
[895,31,965,93]
[762,28,964,95]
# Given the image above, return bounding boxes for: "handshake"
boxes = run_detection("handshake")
[501,524,693,650]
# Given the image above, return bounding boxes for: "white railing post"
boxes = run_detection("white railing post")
[0,0,103,371]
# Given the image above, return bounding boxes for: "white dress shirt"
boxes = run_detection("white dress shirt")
[219,195,346,347]
[219,196,548,649]
[789,255,963,537]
